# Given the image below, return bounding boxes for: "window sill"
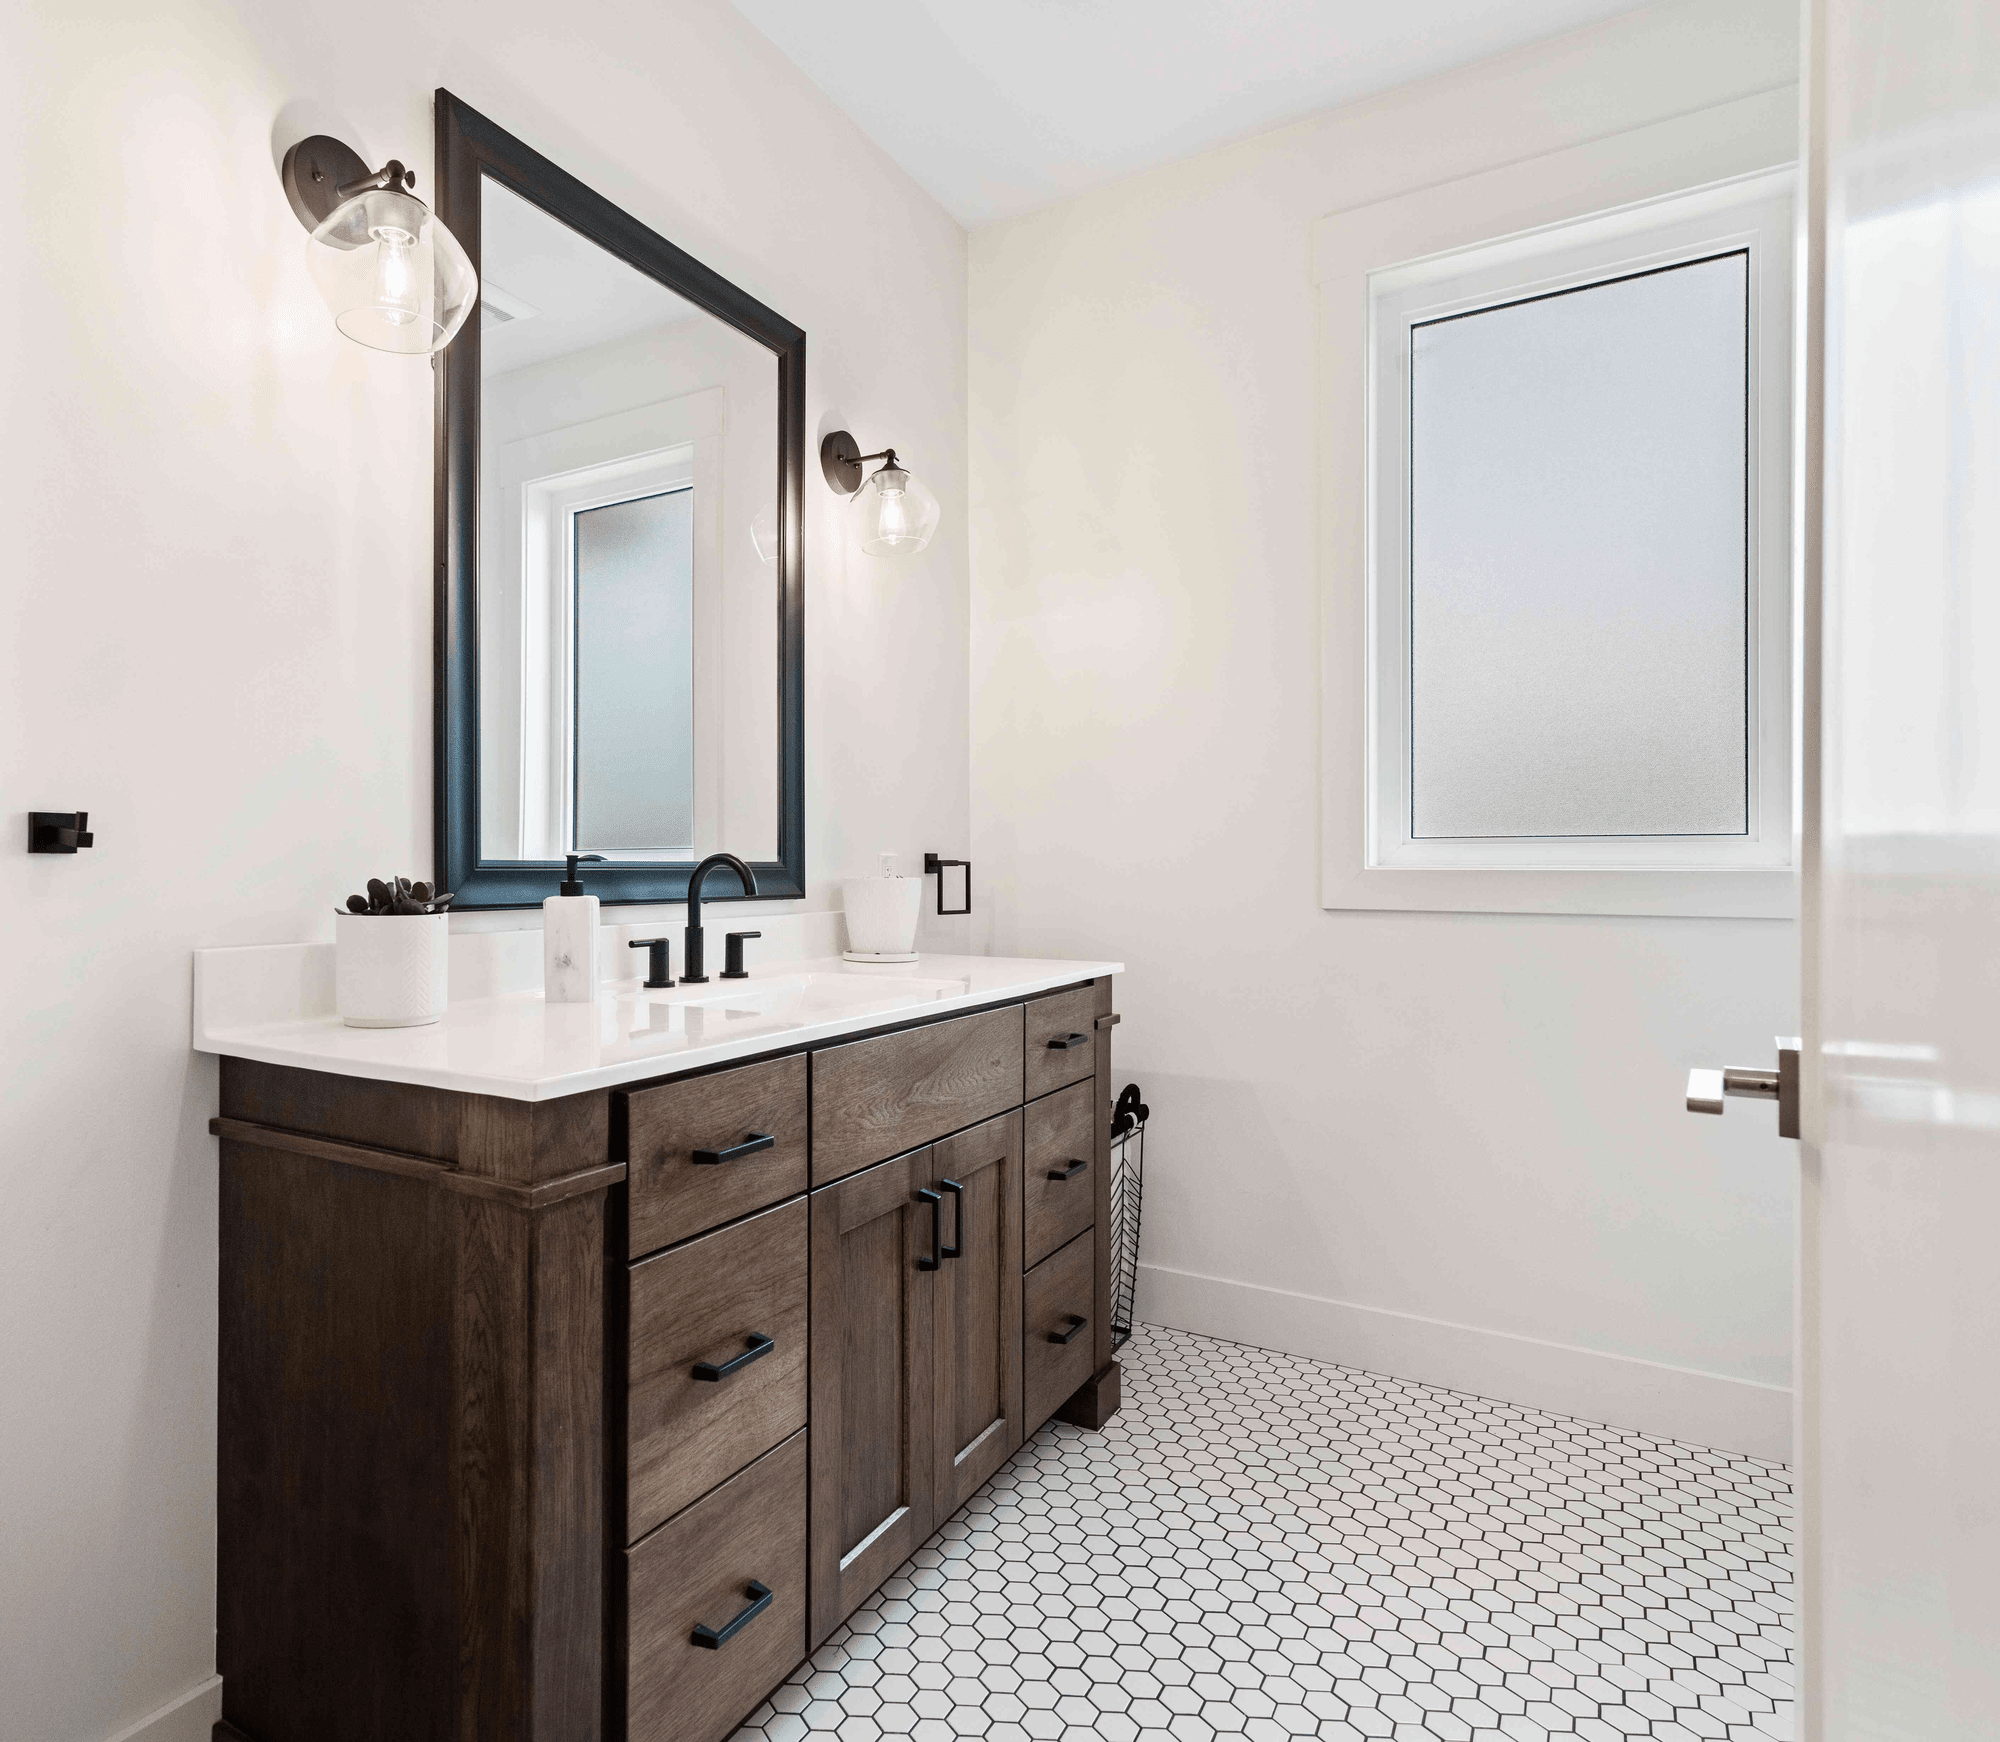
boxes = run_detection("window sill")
[1319,859,1798,920]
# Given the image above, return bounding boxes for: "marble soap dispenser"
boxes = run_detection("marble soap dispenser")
[544,853,607,1002]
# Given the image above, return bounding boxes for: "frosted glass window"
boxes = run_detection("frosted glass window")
[1407,251,1749,838]
[573,488,694,852]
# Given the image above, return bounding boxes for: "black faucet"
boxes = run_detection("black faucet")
[681,853,757,984]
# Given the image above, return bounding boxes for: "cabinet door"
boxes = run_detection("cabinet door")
[932,1112,1023,1518]
[808,1148,937,1647]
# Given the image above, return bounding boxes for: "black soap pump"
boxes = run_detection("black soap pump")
[544,853,606,1003]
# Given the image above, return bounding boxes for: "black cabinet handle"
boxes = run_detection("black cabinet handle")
[692,1132,776,1166]
[938,1179,964,1259]
[691,1580,773,1649]
[1048,1314,1089,1346]
[1046,1158,1087,1182]
[691,1333,774,1382]
[916,1188,943,1271]
[1047,1032,1090,1051]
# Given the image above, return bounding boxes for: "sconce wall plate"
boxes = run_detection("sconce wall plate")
[280,135,376,230]
[820,429,867,495]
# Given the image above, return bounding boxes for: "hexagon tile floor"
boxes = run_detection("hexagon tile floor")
[731,1323,1794,1742]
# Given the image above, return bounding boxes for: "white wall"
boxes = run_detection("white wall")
[0,5,968,1740]
[970,0,1802,1459]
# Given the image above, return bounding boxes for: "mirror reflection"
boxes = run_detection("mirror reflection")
[477,175,779,864]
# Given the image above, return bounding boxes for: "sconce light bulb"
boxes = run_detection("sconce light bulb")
[825,434,941,557]
[371,225,421,326]
[850,461,940,558]
[876,490,913,546]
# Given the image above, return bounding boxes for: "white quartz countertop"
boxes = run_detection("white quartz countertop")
[193,939,1121,1101]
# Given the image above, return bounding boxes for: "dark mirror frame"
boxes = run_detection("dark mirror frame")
[432,89,806,909]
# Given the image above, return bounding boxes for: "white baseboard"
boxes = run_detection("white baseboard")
[104,1677,222,1742]
[1135,1263,1792,1463]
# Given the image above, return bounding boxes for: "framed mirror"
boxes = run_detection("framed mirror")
[434,90,804,908]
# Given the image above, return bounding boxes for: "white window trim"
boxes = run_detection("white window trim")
[530,452,695,861]
[494,388,726,864]
[1314,93,1800,919]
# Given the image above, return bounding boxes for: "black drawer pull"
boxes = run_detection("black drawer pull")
[1046,1158,1087,1182]
[917,1188,943,1271]
[691,1580,773,1648]
[692,1132,775,1166]
[1047,1032,1091,1051]
[938,1178,965,1259]
[691,1333,774,1382]
[1048,1314,1089,1346]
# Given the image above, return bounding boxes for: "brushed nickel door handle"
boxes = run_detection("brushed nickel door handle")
[1686,1038,1800,1138]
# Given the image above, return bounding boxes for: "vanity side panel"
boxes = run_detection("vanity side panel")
[217,1084,609,1742]
[1056,974,1122,1431]
[450,1187,606,1740]
[218,1058,612,1187]
[533,1192,609,1736]
[222,1055,463,1163]
[461,1089,613,1186]
[1093,976,1115,1375]
[217,1137,457,1742]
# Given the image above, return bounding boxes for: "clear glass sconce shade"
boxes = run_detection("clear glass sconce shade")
[304,186,477,355]
[749,500,780,565]
[851,464,940,557]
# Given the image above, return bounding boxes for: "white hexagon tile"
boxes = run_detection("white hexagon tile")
[731,1324,1793,1742]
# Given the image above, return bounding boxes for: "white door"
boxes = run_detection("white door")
[1800,0,2000,1732]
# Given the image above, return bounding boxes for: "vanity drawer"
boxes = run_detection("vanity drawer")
[622,1055,809,1258]
[1022,1228,1097,1431]
[810,1006,1024,1185]
[625,1428,808,1742]
[626,1197,808,1542]
[1024,986,1097,1101]
[1022,1078,1096,1269]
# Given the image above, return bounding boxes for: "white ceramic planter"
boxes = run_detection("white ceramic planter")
[335,912,449,1028]
[842,875,923,962]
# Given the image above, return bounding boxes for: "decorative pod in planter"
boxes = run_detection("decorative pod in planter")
[334,874,455,1028]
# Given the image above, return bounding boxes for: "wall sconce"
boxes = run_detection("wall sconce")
[820,431,941,556]
[280,134,477,356]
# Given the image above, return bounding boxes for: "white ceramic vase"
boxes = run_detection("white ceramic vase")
[336,912,449,1028]
[842,875,923,962]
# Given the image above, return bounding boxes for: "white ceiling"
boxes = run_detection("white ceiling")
[479,177,705,378]
[733,0,1653,228]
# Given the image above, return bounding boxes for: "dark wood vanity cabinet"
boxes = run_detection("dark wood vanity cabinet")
[931,1113,1025,1516]
[805,1110,1026,1649]
[212,976,1116,1742]
[805,1146,938,1645]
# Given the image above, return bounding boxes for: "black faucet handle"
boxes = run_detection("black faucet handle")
[628,936,672,989]
[721,931,762,980]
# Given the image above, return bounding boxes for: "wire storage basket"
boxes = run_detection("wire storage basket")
[1109,1083,1147,1350]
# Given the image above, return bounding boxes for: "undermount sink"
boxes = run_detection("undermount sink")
[665,971,969,1019]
